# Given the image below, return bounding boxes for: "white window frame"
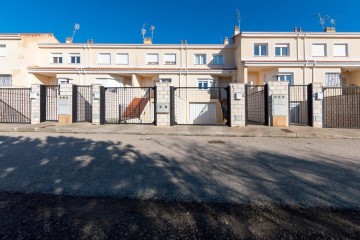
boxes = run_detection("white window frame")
[333,44,348,57]
[69,53,80,64]
[116,53,129,65]
[50,53,63,64]
[164,54,176,65]
[0,45,6,57]
[212,54,224,65]
[312,44,327,57]
[194,54,206,65]
[325,73,341,87]
[275,44,289,57]
[0,74,12,86]
[197,79,215,89]
[254,43,268,56]
[277,73,293,85]
[159,78,172,83]
[146,53,159,65]
[98,53,111,65]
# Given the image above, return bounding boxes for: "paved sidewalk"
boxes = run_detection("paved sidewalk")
[0,122,360,139]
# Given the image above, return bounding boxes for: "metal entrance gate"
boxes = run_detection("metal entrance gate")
[289,84,313,126]
[102,87,156,124]
[40,85,59,122]
[170,87,230,126]
[73,85,92,122]
[0,88,31,123]
[245,84,268,125]
[323,87,360,128]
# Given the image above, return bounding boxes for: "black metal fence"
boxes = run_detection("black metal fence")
[323,87,360,128]
[170,87,230,126]
[0,88,31,123]
[73,85,92,122]
[245,84,268,125]
[289,85,312,126]
[102,87,156,124]
[40,85,59,122]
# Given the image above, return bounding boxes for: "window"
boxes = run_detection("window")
[325,73,341,87]
[197,79,214,89]
[212,54,224,65]
[164,54,176,65]
[194,54,206,65]
[0,75,11,86]
[312,44,327,57]
[277,73,293,85]
[275,44,289,56]
[116,53,129,65]
[254,44,268,56]
[51,53,63,64]
[333,44,348,57]
[69,53,80,64]
[160,78,172,83]
[0,45,6,57]
[98,53,111,64]
[146,53,159,65]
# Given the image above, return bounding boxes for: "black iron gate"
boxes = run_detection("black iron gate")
[102,87,156,124]
[323,87,360,128]
[73,85,92,122]
[0,88,31,123]
[40,85,58,122]
[289,84,313,126]
[245,84,268,125]
[170,87,230,126]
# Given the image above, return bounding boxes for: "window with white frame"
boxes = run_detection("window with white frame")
[69,53,80,64]
[312,44,327,57]
[164,54,176,65]
[0,74,11,86]
[212,54,224,64]
[275,44,289,56]
[116,53,129,65]
[325,73,341,87]
[98,53,111,64]
[333,44,348,57]
[194,54,206,65]
[277,73,293,85]
[254,44,268,56]
[0,45,6,57]
[146,53,159,65]
[197,79,214,89]
[51,53,63,64]
[159,78,172,83]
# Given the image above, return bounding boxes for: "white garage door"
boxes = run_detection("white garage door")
[189,103,216,124]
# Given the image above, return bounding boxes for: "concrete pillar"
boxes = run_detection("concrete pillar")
[30,84,41,124]
[92,84,102,125]
[58,83,73,124]
[268,81,289,127]
[155,82,170,126]
[229,83,246,127]
[243,67,248,84]
[312,83,323,128]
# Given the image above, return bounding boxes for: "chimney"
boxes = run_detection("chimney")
[324,27,336,33]
[294,27,297,32]
[298,27,302,32]
[234,26,240,36]
[223,37,229,45]
[66,37,72,44]
[143,37,152,44]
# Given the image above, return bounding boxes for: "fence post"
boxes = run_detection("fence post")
[155,82,171,126]
[229,83,246,127]
[58,83,73,123]
[312,83,323,128]
[30,84,41,124]
[91,84,102,125]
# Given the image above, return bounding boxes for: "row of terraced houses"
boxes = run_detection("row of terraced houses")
[0,26,359,128]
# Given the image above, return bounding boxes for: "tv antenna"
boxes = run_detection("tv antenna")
[141,23,147,40]
[71,23,80,42]
[150,25,155,39]
[236,9,241,28]
[315,13,326,30]
[330,18,336,27]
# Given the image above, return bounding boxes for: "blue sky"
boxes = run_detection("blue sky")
[1,0,360,44]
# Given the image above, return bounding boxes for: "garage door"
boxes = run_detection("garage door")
[189,103,216,125]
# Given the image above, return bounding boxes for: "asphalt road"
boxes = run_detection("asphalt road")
[0,132,359,208]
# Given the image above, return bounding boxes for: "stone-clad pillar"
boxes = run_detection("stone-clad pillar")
[30,84,41,124]
[229,83,246,127]
[312,83,323,128]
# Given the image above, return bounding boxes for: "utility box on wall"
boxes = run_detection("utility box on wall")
[58,96,72,123]
[272,94,288,127]
[156,103,170,113]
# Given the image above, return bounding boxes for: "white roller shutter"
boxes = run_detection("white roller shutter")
[146,54,158,64]
[0,45,6,57]
[312,44,326,56]
[333,44,347,57]
[116,53,129,64]
[98,53,111,64]
[164,54,176,64]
